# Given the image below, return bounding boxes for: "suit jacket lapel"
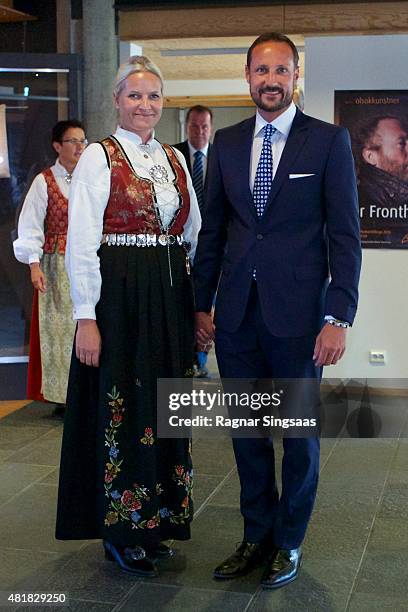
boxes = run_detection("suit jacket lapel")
[204,142,212,190]
[235,116,258,220]
[263,109,309,213]
[184,141,192,175]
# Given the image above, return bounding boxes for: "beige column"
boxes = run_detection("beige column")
[82,0,118,141]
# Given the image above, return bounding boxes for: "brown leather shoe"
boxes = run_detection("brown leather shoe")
[261,547,302,589]
[214,541,264,580]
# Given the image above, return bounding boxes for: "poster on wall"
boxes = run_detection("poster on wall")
[334,90,408,249]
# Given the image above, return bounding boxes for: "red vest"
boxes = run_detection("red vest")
[100,136,190,235]
[42,168,68,255]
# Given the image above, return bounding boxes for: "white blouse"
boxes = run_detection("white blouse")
[66,127,202,320]
[13,159,70,265]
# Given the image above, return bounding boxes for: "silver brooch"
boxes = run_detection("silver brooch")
[149,164,168,184]
[64,173,72,184]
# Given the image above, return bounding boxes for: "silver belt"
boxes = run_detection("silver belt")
[101,233,186,247]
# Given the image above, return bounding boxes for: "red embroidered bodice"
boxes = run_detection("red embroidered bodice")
[100,136,190,235]
[42,168,68,255]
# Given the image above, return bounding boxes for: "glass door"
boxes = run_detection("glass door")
[0,53,81,397]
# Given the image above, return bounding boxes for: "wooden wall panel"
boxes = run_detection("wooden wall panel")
[119,2,408,39]
[284,1,408,34]
[119,6,284,40]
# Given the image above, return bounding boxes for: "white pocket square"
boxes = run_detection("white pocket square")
[289,173,315,179]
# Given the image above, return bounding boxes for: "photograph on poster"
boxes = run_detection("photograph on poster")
[334,90,408,249]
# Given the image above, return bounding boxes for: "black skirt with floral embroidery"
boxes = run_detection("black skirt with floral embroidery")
[56,243,194,550]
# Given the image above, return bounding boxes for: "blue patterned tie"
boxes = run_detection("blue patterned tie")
[192,150,204,210]
[253,124,276,217]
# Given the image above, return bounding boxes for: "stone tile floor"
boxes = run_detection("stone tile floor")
[0,381,407,611]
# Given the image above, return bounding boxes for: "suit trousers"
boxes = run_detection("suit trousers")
[215,282,321,549]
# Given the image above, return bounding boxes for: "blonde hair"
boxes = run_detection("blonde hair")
[114,55,163,97]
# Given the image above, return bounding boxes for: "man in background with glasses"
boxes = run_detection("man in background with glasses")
[13,119,87,417]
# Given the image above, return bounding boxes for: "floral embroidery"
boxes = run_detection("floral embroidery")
[140,427,154,446]
[184,368,195,377]
[118,209,132,223]
[146,515,160,529]
[126,182,149,202]
[103,387,192,531]
[103,388,161,530]
[105,511,119,526]
[169,465,193,525]
[105,482,154,529]
[104,387,124,490]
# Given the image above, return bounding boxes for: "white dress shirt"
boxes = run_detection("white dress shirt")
[187,141,209,180]
[66,127,202,320]
[13,159,70,264]
[250,102,297,190]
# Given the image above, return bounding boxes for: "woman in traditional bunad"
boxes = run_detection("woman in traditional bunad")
[56,56,201,577]
[13,120,87,415]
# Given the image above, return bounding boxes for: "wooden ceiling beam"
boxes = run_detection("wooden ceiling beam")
[164,94,254,108]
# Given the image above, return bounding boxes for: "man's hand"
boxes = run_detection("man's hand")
[30,262,47,293]
[195,311,215,352]
[313,323,347,367]
[76,319,102,367]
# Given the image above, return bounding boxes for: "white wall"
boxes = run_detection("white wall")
[305,35,408,382]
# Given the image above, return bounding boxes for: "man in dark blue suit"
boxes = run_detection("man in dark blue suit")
[174,104,213,211]
[174,105,213,377]
[193,33,361,589]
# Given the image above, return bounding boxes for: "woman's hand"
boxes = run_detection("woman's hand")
[30,262,47,293]
[76,319,102,367]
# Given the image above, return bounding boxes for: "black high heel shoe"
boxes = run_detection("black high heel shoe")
[103,541,158,577]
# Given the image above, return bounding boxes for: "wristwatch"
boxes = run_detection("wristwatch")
[325,316,350,328]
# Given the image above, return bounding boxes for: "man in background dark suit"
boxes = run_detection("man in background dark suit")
[193,33,361,589]
[174,105,213,376]
[174,104,213,209]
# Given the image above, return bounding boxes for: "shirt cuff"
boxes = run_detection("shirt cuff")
[73,305,96,320]
[28,255,40,264]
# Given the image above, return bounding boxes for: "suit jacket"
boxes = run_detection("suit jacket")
[173,140,212,194]
[193,109,362,337]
